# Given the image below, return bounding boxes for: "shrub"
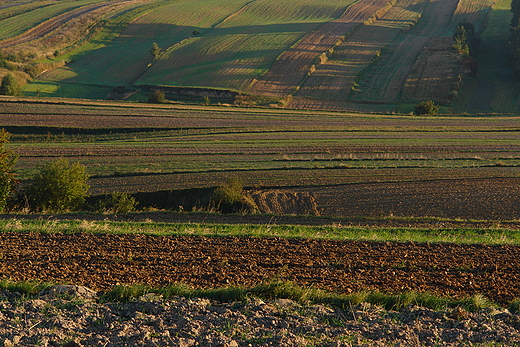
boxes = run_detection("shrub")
[27,158,89,213]
[414,100,440,116]
[212,177,258,214]
[0,73,22,96]
[95,192,138,214]
[148,89,167,104]
[0,129,17,211]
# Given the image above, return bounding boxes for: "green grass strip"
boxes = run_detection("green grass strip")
[0,278,507,312]
[0,216,519,245]
[0,278,503,312]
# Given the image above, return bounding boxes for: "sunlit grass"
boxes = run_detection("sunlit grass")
[0,217,519,245]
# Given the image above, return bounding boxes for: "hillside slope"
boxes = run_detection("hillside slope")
[4,0,516,113]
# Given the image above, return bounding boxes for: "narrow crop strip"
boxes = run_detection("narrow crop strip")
[0,217,519,245]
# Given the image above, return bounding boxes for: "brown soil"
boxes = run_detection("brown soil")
[0,232,519,304]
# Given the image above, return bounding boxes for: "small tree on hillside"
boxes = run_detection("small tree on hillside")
[0,73,22,96]
[27,158,89,213]
[414,100,440,116]
[150,42,161,58]
[0,129,17,211]
[148,89,167,103]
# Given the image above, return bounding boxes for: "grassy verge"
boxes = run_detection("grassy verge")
[0,278,508,312]
[0,217,519,245]
[102,280,502,312]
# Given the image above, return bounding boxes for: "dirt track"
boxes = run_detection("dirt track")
[0,232,519,304]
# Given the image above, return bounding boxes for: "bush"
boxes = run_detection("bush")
[27,159,89,213]
[94,192,138,214]
[0,129,17,211]
[212,177,258,214]
[148,89,166,104]
[0,73,22,96]
[414,100,440,116]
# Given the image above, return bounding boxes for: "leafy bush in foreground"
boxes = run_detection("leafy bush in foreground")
[26,159,89,213]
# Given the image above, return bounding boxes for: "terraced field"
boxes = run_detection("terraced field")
[3,0,510,113]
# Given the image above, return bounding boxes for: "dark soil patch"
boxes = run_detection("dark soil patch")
[0,232,518,304]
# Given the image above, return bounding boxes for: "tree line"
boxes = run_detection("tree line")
[510,0,520,74]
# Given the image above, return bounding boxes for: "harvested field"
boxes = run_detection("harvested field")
[1,232,520,304]
[294,0,423,102]
[245,177,520,220]
[400,37,462,103]
[248,0,393,97]
[350,0,460,103]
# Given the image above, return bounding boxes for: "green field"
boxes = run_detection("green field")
[1,99,518,195]
[27,0,353,97]
[0,0,102,40]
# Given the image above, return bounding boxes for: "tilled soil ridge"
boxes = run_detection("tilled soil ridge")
[1,232,519,304]
[1,286,520,346]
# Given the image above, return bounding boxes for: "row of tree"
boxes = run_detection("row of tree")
[510,0,520,74]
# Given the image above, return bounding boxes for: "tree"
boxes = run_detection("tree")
[27,158,89,212]
[150,42,161,58]
[0,129,17,211]
[192,29,200,36]
[148,89,167,103]
[453,21,477,55]
[0,73,22,96]
[414,100,440,116]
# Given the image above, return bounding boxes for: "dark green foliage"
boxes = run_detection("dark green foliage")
[94,192,138,213]
[414,100,440,116]
[509,25,520,74]
[27,158,89,213]
[0,129,17,212]
[0,73,22,96]
[509,298,520,313]
[513,0,520,27]
[192,29,200,36]
[212,177,258,214]
[453,21,477,55]
[0,56,13,70]
[150,42,161,58]
[510,0,520,74]
[148,89,166,103]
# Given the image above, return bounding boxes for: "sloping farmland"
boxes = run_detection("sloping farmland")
[400,0,496,104]
[0,0,108,42]
[135,0,352,91]
[247,0,395,97]
[292,0,425,104]
[346,0,462,106]
[36,0,257,89]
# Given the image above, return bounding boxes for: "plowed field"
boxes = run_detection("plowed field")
[1,232,519,304]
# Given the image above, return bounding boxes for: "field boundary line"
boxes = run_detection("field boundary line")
[0,0,135,49]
